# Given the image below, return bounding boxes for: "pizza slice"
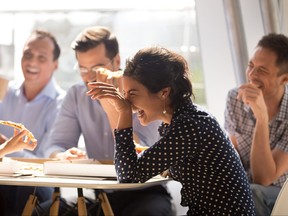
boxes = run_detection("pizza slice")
[98,68,123,79]
[0,120,37,142]
[134,143,149,154]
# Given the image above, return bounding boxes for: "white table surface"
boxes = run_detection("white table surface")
[0,174,169,190]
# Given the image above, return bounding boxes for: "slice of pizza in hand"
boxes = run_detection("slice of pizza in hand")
[0,120,37,142]
[97,68,124,89]
[98,68,123,79]
[134,143,149,154]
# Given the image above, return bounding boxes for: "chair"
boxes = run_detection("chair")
[271,178,288,216]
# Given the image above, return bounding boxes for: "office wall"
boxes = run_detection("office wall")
[196,0,264,125]
[196,0,235,125]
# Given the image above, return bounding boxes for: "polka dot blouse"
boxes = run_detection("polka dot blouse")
[115,99,255,215]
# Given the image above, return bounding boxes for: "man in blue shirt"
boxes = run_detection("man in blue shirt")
[0,29,66,215]
[44,26,174,216]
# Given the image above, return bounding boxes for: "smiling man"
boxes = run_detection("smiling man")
[224,33,288,216]
[0,29,66,215]
[0,29,65,156]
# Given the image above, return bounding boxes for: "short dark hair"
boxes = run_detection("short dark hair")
[28,29,61,61]
[257,33,288,75]
[124,46,193,108]
[71,26,119,60]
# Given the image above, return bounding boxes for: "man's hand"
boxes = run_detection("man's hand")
[0,129,37,158]
[0,133,7,144]
[237,83,268,121]
[0,77,9,100]
[55,147,87,160]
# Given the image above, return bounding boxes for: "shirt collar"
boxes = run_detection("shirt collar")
[158,99,194,136]
[19,77,60,101]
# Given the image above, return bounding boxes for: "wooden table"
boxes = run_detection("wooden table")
[0,174,169,216]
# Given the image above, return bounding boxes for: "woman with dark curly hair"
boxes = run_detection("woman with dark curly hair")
[87,46,256,215]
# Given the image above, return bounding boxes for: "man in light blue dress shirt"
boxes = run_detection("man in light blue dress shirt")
[0,78,65,158]
[42,26,174,216]
[0,29,66,215]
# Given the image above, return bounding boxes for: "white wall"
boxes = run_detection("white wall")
[196,0,236,125]
[195,0,264,126]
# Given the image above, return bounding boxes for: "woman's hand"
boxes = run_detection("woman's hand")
[86,82,131,114]
[95,68,123,90]
[86,82,133,130]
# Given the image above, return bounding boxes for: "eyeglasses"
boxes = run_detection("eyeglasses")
[74,59,113,74]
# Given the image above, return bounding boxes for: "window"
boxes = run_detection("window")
[0,1,206,104]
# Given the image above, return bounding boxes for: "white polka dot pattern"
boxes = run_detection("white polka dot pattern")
[115,99,255,215]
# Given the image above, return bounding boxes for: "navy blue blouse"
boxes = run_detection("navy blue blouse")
[115,99,255,215]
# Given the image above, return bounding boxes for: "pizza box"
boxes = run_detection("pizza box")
[0,160,20,174]
[9,157,58,164]
[43,159,117,178]
[0,157,47,175]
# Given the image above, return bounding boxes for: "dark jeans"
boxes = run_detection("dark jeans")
[35,185,174,216]
[102,185,173,216]
[250,183,281,216]
[0,185,53,216]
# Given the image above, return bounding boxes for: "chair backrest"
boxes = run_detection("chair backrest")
[271,178,288,216]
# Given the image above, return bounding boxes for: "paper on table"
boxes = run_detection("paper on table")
[43,159,117,177]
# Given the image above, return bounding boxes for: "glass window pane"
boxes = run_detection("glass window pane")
[0,2,206,105]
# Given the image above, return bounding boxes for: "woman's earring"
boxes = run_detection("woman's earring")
[163,99,167,115]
